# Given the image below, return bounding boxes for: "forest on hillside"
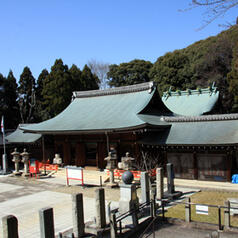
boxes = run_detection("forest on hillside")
[1,24,238,130]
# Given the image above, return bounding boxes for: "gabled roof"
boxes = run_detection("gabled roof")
[20,82,170,134]
[6,124,42,143]
[162,87,219,116]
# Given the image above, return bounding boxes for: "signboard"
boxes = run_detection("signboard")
[196,205,208,215]
[66,166,84,186]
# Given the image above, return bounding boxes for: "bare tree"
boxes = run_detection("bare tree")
[184,0,238,29]
[88,59,110,89]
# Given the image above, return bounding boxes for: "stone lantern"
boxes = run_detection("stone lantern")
[11,148,21,175]
[120,152,135,170]
[104,152,117,187]
[21,148,30,176]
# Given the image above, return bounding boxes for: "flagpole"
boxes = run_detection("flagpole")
[2,127,6,156]
[1,116,7,174]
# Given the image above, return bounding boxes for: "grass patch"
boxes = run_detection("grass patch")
[164,191,238,227]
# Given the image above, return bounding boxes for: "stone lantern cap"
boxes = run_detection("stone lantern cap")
[122,152,135,162]
[11,148,20,156]
[104,152,117,170]
[20,148,30,157]
[120,152,135,170]
[104,152,117,161]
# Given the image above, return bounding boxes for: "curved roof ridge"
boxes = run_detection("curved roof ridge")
[73,82,154,98]
[163,113,238,122]
[162,86,217,99]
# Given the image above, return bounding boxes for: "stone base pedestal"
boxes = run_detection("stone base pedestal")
[13,171,22,176]
[22,173,30,177]
[163,190,182,200]
[119,184,139,226]
[106,182,118,188]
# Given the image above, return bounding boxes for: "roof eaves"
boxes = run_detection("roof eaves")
[20,122,170,135]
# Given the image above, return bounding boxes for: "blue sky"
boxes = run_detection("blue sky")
[0,0,237,81]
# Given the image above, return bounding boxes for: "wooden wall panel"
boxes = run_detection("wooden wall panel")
[76,143,86,167]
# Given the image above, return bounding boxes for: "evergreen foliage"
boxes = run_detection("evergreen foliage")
[41,60,99,120]
[41,59,73,118]
[227,41,238,112]
[80,64,99,90]
[107,59,153,87]
[5,71,20,128]
[34,69,49,121]
[18,67,36,123]
[149,51,195,93]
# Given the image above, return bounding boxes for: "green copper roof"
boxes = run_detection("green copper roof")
[162,87,219,116]
[20,82,169,134]
[140,114,238,145]
[6,124,42,143]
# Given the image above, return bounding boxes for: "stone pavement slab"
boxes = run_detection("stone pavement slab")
[0,180,118,238]
[0,182,23,193]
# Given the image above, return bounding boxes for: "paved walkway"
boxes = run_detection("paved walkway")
[0,169,238,237]
[0,174,117,238]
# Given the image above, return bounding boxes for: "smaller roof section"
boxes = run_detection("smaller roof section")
[6,124,41,144]
[140,113,238,146]
[162,86,219,116]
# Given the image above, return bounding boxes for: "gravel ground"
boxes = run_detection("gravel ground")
[0,175,129,202]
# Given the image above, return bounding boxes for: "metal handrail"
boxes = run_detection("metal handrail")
[116,201,150,222]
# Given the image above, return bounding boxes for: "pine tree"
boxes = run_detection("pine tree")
[34,69,49,121]
[0,71,19,129]
[18,66,36,123]
[81,64,99,90]
[69,64,82,91]
[42,59,73,118]
[5,70,20,128]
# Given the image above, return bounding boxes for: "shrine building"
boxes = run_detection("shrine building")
[19,82,238,182]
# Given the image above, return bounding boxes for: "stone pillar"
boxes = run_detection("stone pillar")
[211,231,219,238]
[2,154,8,174]
[224,200,230,228]
[140,172,150,204]
[72,193,84,237]
[150,188,156,217]
[39,207,55,238]
[185,197,191,222]
[119,171,139,227]
[156,167,164,201]
[1,215,19,238]
[110,212,117,238]
[11,148,21,175]
[167,163,174,194]
[95,188,106,228]
[21,148,30,176]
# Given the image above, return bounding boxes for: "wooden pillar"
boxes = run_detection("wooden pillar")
[226,151,232,182]
[134,143,140,161]
[63,142,71,165]
[193,152,198,180]
[164,151,167,176]
[106,133,109,154]
[97,142,107,169]
[42,135,45,163]
[75,143,86,167]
